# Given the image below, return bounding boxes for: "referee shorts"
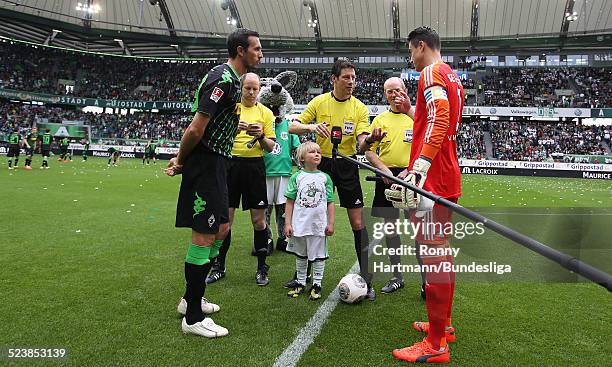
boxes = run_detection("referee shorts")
[175,147,229,234]
[319,156,363,209]
[371,167,406,219]
[227,156,268,210]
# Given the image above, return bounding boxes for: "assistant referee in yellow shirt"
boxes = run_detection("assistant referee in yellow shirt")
[359,77,414,295]
[289,59,377,300]
[208,72,277,286]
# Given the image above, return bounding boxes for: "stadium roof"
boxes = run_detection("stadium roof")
[1,0,611,57]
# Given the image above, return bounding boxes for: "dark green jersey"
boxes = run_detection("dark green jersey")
[26,134,38,148]
[41,133,52,148]
[147,142,157,152]
[8,133,21,147]
[108,147,118,154]
[60,138,69,147]
[191,63,241,158]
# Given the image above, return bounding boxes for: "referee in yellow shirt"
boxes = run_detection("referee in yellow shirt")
[208,72,277,286]
[359,77,414,294]
[289,59,376,299]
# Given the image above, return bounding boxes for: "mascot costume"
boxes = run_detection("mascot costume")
[256,70,299,254]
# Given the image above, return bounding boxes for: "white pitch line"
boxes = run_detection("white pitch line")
[272,261,360,367]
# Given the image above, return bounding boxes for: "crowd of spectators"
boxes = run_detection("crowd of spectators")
[1,41,480,106]
[482,67,612,108]
[570,68,612,108]
[489,121,609,161]
[0,101,189,141]
[2,101,609,162]
[2,41,610,108]
[0,41,215,101]
[457,121,487,159]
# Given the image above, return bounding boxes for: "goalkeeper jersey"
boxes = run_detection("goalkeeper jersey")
[410,61,464,198]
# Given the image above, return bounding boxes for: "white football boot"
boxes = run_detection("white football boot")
[181,317,228,338]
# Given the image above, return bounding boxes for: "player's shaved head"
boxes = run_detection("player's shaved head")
[384,77,406,92]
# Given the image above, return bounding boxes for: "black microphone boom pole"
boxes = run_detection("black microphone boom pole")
[342,153,611,291]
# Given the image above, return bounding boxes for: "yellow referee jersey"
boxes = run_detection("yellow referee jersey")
[368,110,414,168]
[232,103,276,157]
[297,92,369,158]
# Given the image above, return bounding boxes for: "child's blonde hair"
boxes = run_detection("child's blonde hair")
[295,141,321,168]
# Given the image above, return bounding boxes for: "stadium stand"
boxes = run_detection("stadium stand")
[1,100,609,161]
[2,42,609,108]
[489,121,609,161]
[482,67,612,108]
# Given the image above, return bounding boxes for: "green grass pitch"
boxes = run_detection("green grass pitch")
[1,157,610,366]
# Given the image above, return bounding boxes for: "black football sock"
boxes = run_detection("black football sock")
[216,230,231,270]
[184,262,211,325]
[254,227,268,268]
[353,228,372,284]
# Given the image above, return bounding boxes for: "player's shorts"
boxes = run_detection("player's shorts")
[60,147,68,154]
[25,147,35,156]
[371,167,406,219]
[266,176,290,205]
[319,156,363,209]
[7,146,20,157]
[176,147,229,234]
[41,147,50,157]
[146,150,156,158]
[411,197,458,246]
[227,156,268,210]
[286,235,328,261]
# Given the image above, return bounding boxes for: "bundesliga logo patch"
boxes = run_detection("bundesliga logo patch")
[210,87,224,103]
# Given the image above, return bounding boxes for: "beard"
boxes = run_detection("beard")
[245,60,260,73]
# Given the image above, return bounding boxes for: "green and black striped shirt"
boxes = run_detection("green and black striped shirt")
[191,63,241,158]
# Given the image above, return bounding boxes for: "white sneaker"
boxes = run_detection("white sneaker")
[181,317,228,338]
[177,297,220,315]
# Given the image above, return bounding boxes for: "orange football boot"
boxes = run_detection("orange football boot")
[392,338,450,363]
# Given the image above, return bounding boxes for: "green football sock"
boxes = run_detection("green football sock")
[209,240,223,259]
[185,244,211,265]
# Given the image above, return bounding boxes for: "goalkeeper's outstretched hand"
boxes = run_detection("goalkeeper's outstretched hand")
[384,158,431,209]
